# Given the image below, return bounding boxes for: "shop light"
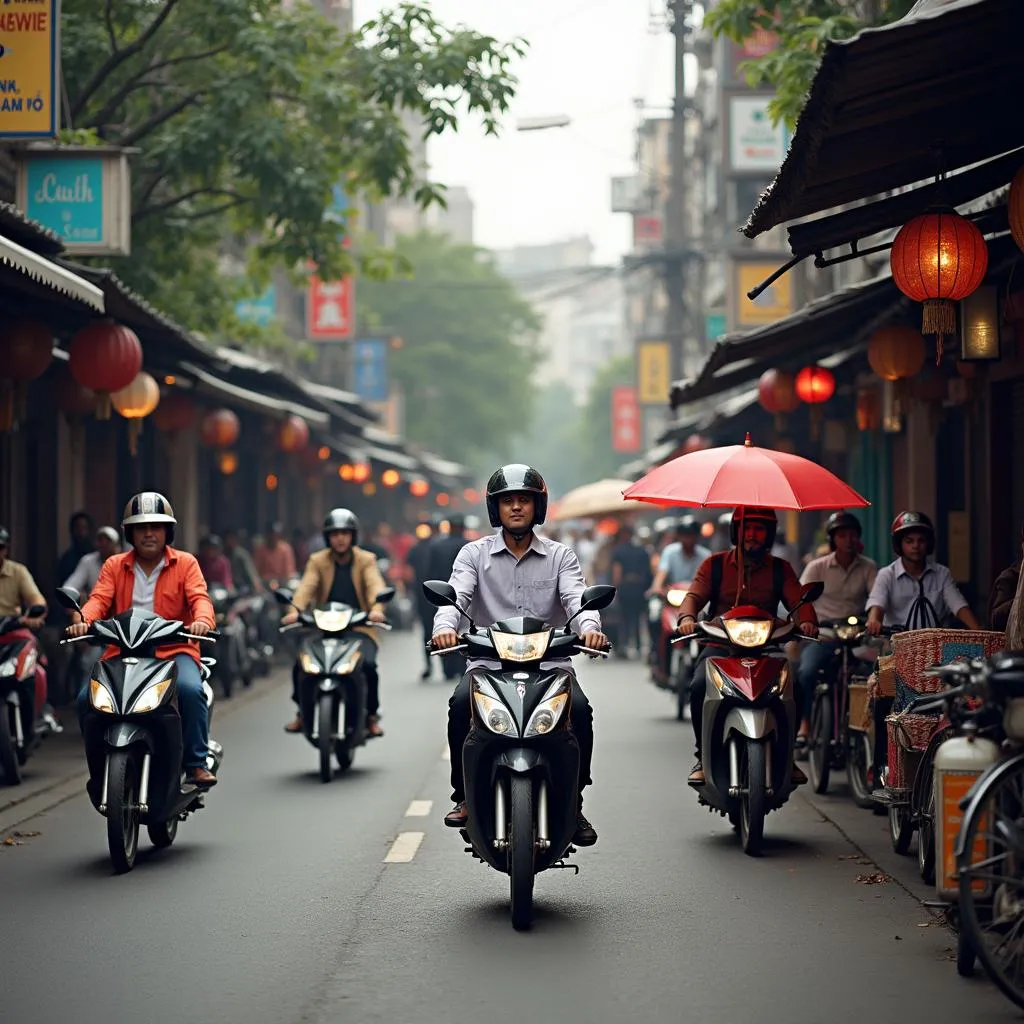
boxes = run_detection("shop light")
[960,285,1001,362]
[881,380,902,434]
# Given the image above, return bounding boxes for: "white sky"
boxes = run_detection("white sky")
[357,0,676,264]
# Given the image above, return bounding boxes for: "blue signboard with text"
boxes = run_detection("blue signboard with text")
[235,284,277,327]
[25,156,105,245]
[353,338,388,402]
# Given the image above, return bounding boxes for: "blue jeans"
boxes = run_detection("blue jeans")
[797,641,840,723]
[77,654,210,769]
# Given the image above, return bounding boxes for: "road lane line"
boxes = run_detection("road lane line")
[385,831,425,863]
[405,800,432,817]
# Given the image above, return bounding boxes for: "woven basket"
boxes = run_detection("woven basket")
[876,654,896,697]
[848,682,870,732]
[885,711,944,790]
[892,629,1005,695]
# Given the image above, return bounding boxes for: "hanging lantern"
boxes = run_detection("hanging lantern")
[318,445,331,460]
[338,463,354,481]
[363,481,377,497]
[890,210,989,363]
[277,414,309,453]
[757,368,800,431]
[352,461,371,484]
[53,363,95,417]
[795,366,835,404]
[0,320,54,430]
[409,477,430,498]
[68,321,143,419]
[111,371,160,456]
[463,487,480,503]
[381,468,400,488]
[152,390,197,433]
[436,492,451,507]
[200,408,240,448]
[265,473,278,491]
[855,387,881,432]
[1010,166,1024,255]
[682,433,710,455]
[217,450,239,475]
[866,325,927,382]
[960,284,1001,362]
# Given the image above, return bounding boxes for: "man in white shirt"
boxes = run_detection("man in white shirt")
[63,527,121,598]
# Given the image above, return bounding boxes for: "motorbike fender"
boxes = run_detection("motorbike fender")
[104,722,155,752]
[722,706,777,742]
[494,747,545,776]
[954,750,1024,859]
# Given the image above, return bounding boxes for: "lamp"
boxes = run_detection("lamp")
[881,380,902,434]
[960,285,1001,362]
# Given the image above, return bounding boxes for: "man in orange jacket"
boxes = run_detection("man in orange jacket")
[67,492,218,788]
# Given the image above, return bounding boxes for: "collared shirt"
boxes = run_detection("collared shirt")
[432,531,601,668]
[658,542,711,585]
[132,556,168,613]
[64,551,108,598]
[801,552,878,624]
[0,559,45,617]
[253,541,296,582]
[866,558,969,628]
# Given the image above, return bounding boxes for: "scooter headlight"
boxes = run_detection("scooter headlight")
[472,691,516,735]
[723,618,773,648]
[89,680,116,714]
[665,588,687,608]
[525,691,569,737]
[130,676,173,714]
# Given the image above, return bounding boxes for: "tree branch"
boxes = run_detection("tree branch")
[133,187,245,223]
[118,89,204,147]
[172,197,251,223]
[104,0,118,54]
[71,0,181,120]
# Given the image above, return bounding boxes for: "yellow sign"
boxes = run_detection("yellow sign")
[637,341,671,405]
[735,261,794,327]
[0,0,59,139]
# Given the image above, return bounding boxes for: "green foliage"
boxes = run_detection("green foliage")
[573,354,635,485]
[358,231,542,465]
[703,0,916,129]
[60,0,525,340]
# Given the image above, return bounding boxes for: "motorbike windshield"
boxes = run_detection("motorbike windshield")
[313,606,353,632]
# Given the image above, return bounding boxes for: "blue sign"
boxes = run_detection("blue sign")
[325,182,348,234]
[353,339,388,402]
[706,312,727,342]
[235,284,277,327]
[25,156,104,244]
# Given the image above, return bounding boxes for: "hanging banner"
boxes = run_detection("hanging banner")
[611,386,641,453]
[637,340,672,405]
[307,274,355,341]
[0,0,59,139]
[352,338,389,402]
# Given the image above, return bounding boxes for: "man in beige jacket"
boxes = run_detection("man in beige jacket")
[282,509,389,737]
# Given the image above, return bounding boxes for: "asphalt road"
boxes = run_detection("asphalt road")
[0,634,1014,1023]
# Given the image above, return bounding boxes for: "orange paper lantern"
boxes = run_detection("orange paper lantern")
[890,210,989,361]
[4,320,53,380]
[795,365,835,405]
[352,461,371,484]
[277,414,309,453]
[866,326,927,382]
[757,369,800,415]
[381,468,400,488]
[200,408,240,448]
[218,450,239,475]
[151,390,197,433]
[409,478,430,498]
[68,321,143,419]
[112,371,160,456]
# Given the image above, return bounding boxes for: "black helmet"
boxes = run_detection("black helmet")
[201,534,222,550]
[826,512,862,550]
[446,513,466,531]
[677,515,701,536]
[0,525,9,547]
[122,492,176,545]
[891,510,935,556]
[323,508,359,546]
[485,464,548,529]
[729,506,778,548]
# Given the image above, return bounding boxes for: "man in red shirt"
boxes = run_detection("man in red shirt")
[676,507,818,784]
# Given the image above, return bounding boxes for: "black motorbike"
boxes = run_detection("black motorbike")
[422,579,615,931]
[0,604,59,784]
[56,587,223,874]
[274,586,395,782]
[207,583,253,697]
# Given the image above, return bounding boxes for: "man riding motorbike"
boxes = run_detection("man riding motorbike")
[432,464,608,846]
[675,506,818,785]
[282,509,389,738]
[198,535,235,590]
[0,525,49,719]
[794,512,878,751]
[66,493,218,788]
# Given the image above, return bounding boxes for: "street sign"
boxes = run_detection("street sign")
[307,274,355,341]
[637,340,672,405]
[352,339,389,402]
[0,0,59,139]
[706,311,727,343]
[611,386,641,453]
[725,94,790,174]
[235,284,277,327]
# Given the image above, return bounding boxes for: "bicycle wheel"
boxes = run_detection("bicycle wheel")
[958,756,1024,1011]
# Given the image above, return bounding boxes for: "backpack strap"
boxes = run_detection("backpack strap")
[709,552,724,617]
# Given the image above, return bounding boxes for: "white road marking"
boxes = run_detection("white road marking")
[384,831,425,863]
[441,745,451,761]
[405,799,432,817]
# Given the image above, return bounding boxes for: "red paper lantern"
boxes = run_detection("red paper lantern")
[757,369,800,415]
[277,414,309,453]
[152,390,197,433]
[795,365,835,405]
[53,364,95,417]
[200,408,240,448]
[68,321,143,419]
[4,320,53,381]
[890,210,988,361]
[682,433,710,455]
[409,478,430,498]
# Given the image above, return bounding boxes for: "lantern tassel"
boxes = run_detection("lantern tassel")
[921,299,956,364]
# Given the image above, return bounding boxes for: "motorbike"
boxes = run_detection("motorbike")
[268,575,304,664]
[55,586,223,874]
[234,588,273,676]
[422,578,615,932]
[678,580,823,856]
[649,584,697,721]
[274,585,395,782]
[207,583,253,697]
[0,604,59,784]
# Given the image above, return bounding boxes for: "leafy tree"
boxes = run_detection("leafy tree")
[358,231,542,465]
[59,0,525,334]
[573,355,635,485]
[518,382,589,499]
[704,0,916,129]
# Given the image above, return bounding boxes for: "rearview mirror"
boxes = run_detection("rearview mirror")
[375,587,396,605]
[580,585,616,612]
[27,603,46,618]
[422,580,458,608]
[273,588,294,606]
[56,586,82,612]
[801,581,824,603]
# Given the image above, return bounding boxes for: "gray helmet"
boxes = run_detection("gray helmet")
[122,492,177,545]
[323,508,359,546]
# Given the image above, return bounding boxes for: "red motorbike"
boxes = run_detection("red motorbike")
[678,580,822,855]
[650,584,697,719]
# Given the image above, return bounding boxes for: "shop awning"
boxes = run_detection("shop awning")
[671,273,905,408]
[0,233,105,311]
[743,0,1024,239]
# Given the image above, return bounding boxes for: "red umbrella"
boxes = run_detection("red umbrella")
[622,433,869,511]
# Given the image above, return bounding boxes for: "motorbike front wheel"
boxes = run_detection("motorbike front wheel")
[318,693,335,783]
[808,691,832,795]
[0,704,22,785]
[106,750,141,874]
[509,776,535,931]
[889,804,914,854]
[846,731,875,809]
[147,815,179,849]
[740,740,767,857]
